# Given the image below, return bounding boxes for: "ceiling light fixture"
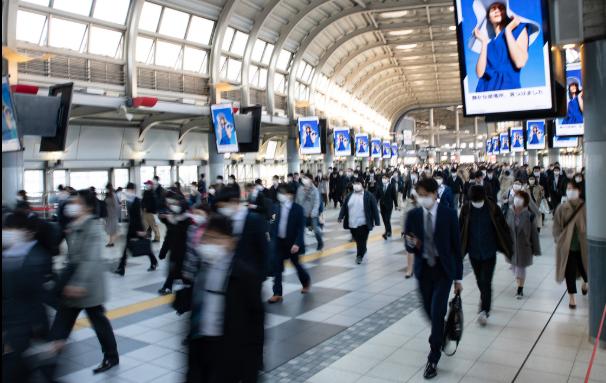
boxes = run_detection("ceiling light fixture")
[381,10,410,18]
[395,43,418,50]
[449,26,456,31]
[390,29,414,36]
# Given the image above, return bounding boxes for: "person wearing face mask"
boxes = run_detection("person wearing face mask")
[267,184,311,303]
[434,171,455,211]
[547,166,567,211]
[295,174,324,251]
[142,180,161,243]
[329,168,339,207]
[334,169,348,208]
[214,175,225,193]
[187,213,264,382]
[50,190,120,374]
[318,173,329,207]
[157,192,192,295]
[115,183,158,276]
[553,181,588,309]
[338,180,381,264]
[408,171,420,199]
[527,175,545,231]
[103,183,121,247]
[505,190,541,300]
[445,169,464,209]
[246,181,271,221]
[3,211,55,382]
[497,167,514,202]
[227,175,241,198]
[375,173,398,240]
[573,172,585,200]
[266,175,281,203]
[459,186,512,325]
[403,178,463,379]
[471,171,495,203]
[485,168,500,202]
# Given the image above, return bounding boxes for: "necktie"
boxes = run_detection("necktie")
[424,211,437,267]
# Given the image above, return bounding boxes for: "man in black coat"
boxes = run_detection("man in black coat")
[375,173,398,239]
[484,168,500,203]
[115,183,158,275]
[445,170,464,208]
[267,175,280,203]
[547,165,567,211]
[142,180,161,242]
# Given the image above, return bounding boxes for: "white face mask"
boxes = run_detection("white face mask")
[528,179,536,185]
[216,179,223,184]
[65,203,83,218]
[2,230,25,248]
[189,214,207,225]
[533,172,540,177]
[124,191,136,202]
[303,178,312,187]
[382,179,389,185]
[566,189,579,200]
[208,188,216,196]
[353,184,363,192]
[287,177,294,182]
[272,180,279,186]
[169,205,182,214]
[228,179,235,184]
[512,184,522,191]
[346,172,353,177]
[513,197,524,208]
[218,206,237,217]
[277,193,289,203]
[575,176,583,183]
[435,178,443,186]
[198,243,228,264]
[417,196,435,210]
[471,201,485,209]
[554,171,560,176]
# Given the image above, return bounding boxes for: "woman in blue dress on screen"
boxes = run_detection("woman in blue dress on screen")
[371,142,380,155]
[302,125,317,148]
[217,113,236,146]
[337,134,347,152]
[358,140,367,153]
[512,132,523,148]
[528,125,542,145]
[470,1,540,92]
[562,81,583,124]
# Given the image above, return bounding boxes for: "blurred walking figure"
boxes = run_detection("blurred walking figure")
[296,174,324,251]
[142,180,161,242]
[103,183,121,247]
[49,189,119,374]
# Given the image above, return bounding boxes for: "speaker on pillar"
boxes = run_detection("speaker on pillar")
[319,118,328,154]
[552,0,583,45]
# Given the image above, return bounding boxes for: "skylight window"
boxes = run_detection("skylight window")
[226,58,242,82]
[158,8,189,39]
[21,0,49,6]
[139,2,162,32]
[93,0,131,24]
[53,0,93,16]
[88,26,123,58]
[251,39,266,62]
[230,31,248,56]
[187,16,214,45]
[276,49,292,71]
[48,17,87,52]
[261,43,274,65]
[155,40,181,68]
[222,27,235,51]
[136,36,154,63]
[380,10,409,18]
[183,47,207,73]
[16,10,47,45]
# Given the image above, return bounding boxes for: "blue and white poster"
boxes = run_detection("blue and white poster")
[510,127,525,152]
[491,136,500,154]
[486,138,492,154]
[382,141,392,158]
[455,0,553,115]
[391,143,398,157]
[298,116,321,154]
[355,134,370,158]
[2,77,20,152]
[499,132,510,153]
[333,128,351,156]
[371,138,382,158]
[556,48,583,136]
[211,104,238,153]
[553,136,578,148]
[526,119,545,149]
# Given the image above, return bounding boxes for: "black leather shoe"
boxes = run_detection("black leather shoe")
[147,264,157,272]
[356,256,363,264]
[113,268,125,276]
[423,362,437,379]
[92,358,118,374]
[158,288,171,295]
[382,233,388,240]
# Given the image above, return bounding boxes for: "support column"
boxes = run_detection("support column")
[455,109,461,149]
[528,150,538,167]
[286,137,300,173]
[548,148,560,165]
[514,152,523,166]
[208,134,224,181]
[346,156,355,170]
[362,157,370,171]
[583,39,606,347]
[323,147,333,173]
[130,164,142,195]
[429,109,436,163]
[2,151,24,207]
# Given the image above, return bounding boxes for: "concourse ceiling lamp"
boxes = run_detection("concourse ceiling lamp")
[390,29,414,36]
[395,43,418,50]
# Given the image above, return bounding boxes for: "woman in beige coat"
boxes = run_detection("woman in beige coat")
[553,181,588,309]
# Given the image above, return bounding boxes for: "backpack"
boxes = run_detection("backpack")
[442,291,464,356]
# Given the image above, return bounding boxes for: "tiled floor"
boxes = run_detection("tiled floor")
[53,206,605,383]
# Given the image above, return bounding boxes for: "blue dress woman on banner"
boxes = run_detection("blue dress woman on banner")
[528,126,541,145]
[302,125,316,148]
[473,2,530,92]
[217,114,236,146]
[337,135,346,152]
[562,82,583,124]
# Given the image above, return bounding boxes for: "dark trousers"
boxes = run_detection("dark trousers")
[187,336,258,383]
[469,256,496,313]
[50,305,118,362]
[565,250,588,294]
[119,236,158,269]
[380,206,393,235]
[418,261,453,364]
[350,225,370,259]
[272,239,310,296]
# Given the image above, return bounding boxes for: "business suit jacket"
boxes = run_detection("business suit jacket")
[404,204,463,281]
[338,191,381,231]
[271,202,306,255]
[438,185,455,210]
[126,197,144,238]
[375,182,398,211]
[547,175,567,205]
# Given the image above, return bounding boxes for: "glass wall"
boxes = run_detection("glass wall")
[70,171,109,191]
[24,170,44,199]
[113,168,130,188]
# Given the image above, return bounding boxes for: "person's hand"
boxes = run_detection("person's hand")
[338,219,343,223]
[137,231,147,237]
[506,16,521,32]
[405,234,421,249]
[290,245,299,254]
[454,282,463,294]
[63,285,87,298]
[474,27,488,44]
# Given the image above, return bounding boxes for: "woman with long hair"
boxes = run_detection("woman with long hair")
[103,183,120,247]
[561,81,584,124]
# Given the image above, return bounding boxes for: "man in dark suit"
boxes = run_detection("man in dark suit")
[267,184,310,303]
[484,168,500,203]
[267,175,280,203]
[547,166,568,211]
[246,181,271,220]
[445,170,464,208]
[142,180,161,242]
[434,171,455,210]
[375,173,398,239]
[404,178,463,379]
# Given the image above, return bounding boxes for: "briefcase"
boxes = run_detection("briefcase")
[443,291,464,356]
[127,238,153,257]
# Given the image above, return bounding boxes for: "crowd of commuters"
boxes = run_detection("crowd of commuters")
[2,160,589,382]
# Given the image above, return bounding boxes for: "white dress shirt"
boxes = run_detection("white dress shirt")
[278,199,293,238]
[348,192,366,228]
[423,201,462,283]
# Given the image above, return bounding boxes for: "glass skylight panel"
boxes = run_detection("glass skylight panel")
[261,43,273,65]
[21,0,50,6]
[251,39,265,62]
[222,27,235,51]
[53,0,93,16]
[93,0,131,24]
[276,49,291,71]
[139,2,162,32]
[155,40,181,68]
[274,73,286,93]
[135,36,154,63]
[249,65,259,85]
[16,10,47,45]
[158,8,189,39]
[226,58,242,82]
[219,55,228,78]
[230,30,248,56]
[259,68,267,88]
[183,46,207,73]
[187,16,214,45]
[88,26,123,58]
[49,18,87,52]
[296,62,306,79]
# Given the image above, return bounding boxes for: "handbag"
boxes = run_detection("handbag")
[172,285,192,315]
[127,238,153,257]
[539,199,551,215]
[442,291,464,356]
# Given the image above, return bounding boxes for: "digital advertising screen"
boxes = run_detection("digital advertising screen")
[555,48,584,136]
[553,135,578,148]
[486,138,492,154]
[333,128,351,156]
[403,130,413,146]
[499,132,510,153]
[2,76,20,152]
[355,133,370,157]
[371,138,382,158]
[526,119,546,149]
[211,104,239,153]
[391,143,398,157]
[298,116,321,155]
[491,136,500,154]
[510,127,525,152]
[454,0,553,116]
[382,141,392,158]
